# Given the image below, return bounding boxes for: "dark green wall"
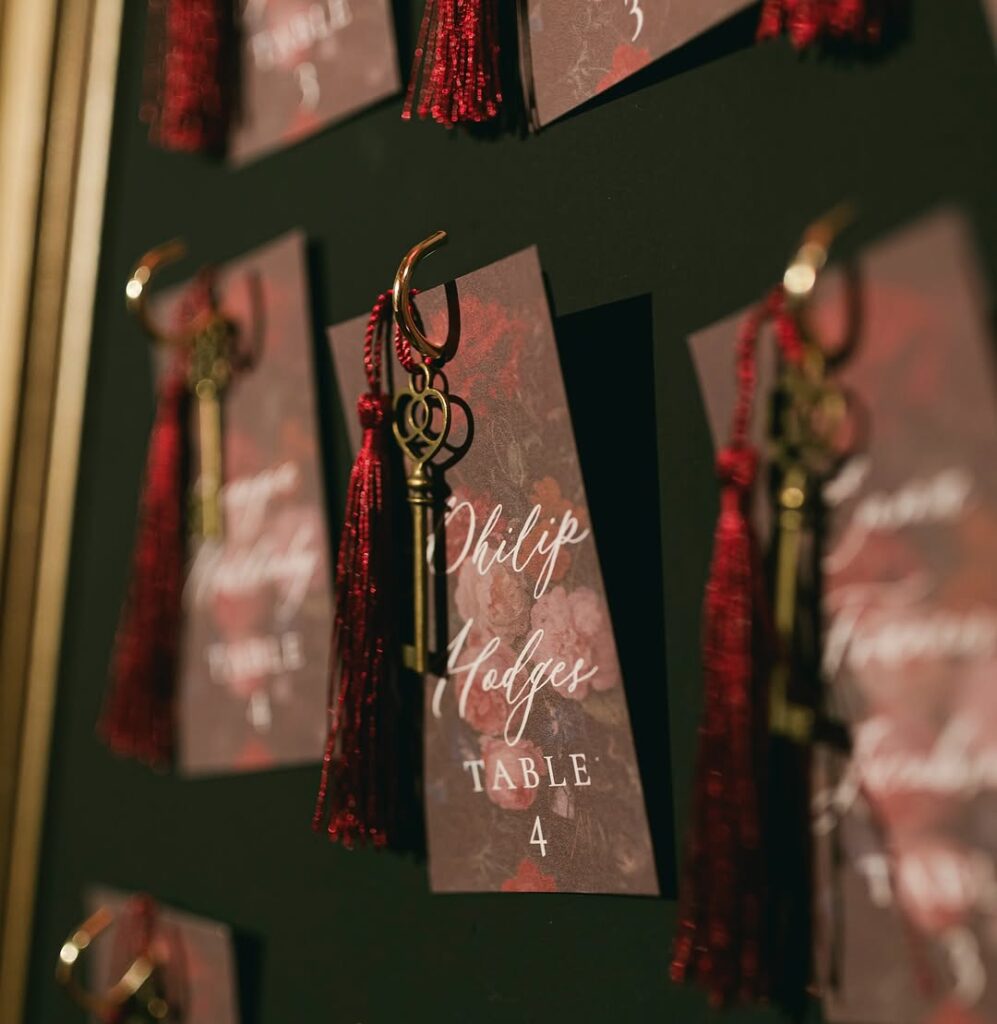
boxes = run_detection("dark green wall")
[26,1,997,1021]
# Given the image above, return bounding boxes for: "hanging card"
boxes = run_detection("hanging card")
[156,232,331,775]
[329,248,659,894]
[229,0,400,164]
[86,888,240,1024]
[522,0,754,128]
[689,211,997,1023]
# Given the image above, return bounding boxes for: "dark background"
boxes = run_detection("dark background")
[25,1,997,1022]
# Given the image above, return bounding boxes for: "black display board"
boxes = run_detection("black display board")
[25,2,997,1021]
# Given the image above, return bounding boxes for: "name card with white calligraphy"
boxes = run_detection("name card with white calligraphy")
[689,211,997,1023]
[523,0,754,127]
[230,0,400,164]
[329,248,659,894]
[157,232,332,776]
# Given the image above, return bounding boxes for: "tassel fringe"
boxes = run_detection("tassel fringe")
[314,296,398,848]
[758,0,904,47]
[100,370,189,768]
[403,0,502,125]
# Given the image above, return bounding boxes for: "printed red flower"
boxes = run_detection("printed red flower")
[500,857,557,893]
[925,1001,989,1024]
[529,585,620,700]
[520,476,588,587]
[596,44,652,95]
[234,735,275,771]
[481,736,544,811]
[425,294,527,405]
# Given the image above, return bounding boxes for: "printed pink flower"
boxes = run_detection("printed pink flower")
[442,487,504,570]
[529,586,620,700]
[457,640,517,736]
[455,559,531,640]
[896,841,980,934]
[500,857,557,893]
[596,44,652,95]
[481,736,543,811]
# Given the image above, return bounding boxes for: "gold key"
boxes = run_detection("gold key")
[188,314,232,539]
[391,231,459,676]
[125,242,238,542]
[393,361,451,674]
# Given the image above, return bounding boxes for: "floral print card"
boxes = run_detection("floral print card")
[155,232,331,776]
[522,0,754,127]
[329,247,659,894]
[689,211,997,1023]
[229,0,400,165]
[87,888,240,1024]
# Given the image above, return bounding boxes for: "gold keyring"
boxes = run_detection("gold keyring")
[783,201,855,308]
[392,230,459,364]
[56,907,165,1020]
[126,239,213,348]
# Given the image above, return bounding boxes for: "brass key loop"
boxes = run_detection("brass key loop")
[392,232,457,675]
[55,906,173,1022]
[126,242,234,539]
[769,206,854,743]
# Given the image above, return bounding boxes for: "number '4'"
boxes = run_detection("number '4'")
[530,816,548,857]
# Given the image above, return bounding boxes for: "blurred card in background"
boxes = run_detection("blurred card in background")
[230,0,400,164]
[156,232,331,776]
[87,888,240,1024]
[522,0,753,127]
[689,210,997,1023]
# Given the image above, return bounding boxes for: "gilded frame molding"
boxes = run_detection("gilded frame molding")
[0,0,124,1018]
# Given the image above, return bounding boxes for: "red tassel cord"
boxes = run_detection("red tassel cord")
[141,0,231,153]
[314,293,401,848]
[757,0,905,47]
[403,0,503,125]
[100,362,189,769]
[671,288,804,1006]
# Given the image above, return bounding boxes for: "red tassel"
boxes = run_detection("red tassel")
[403,0,502,125]
[672,288,804,1006]
[100,366,189,769]
[141,0,230,153]
[757,0,902,47]
[314,294,397,848]
[671,458,768,1004]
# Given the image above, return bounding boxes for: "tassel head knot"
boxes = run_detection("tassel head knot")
[717,447,758,491]
[358,392,391,429]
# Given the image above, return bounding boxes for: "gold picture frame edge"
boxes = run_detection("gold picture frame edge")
[0,0,125,1019]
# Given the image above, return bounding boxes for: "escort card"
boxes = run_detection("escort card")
[156,232,331,775]
[522,0,754,127]
[229,0,400,164]
[87,888,240,1024]
[329,248,658,894]
[689,211,997,1023]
